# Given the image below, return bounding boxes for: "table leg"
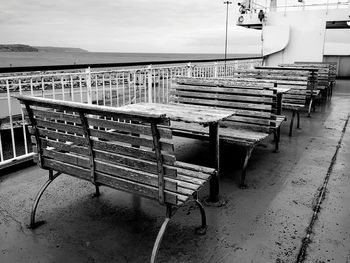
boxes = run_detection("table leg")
[277,93,282,115]
[207,122,220,203]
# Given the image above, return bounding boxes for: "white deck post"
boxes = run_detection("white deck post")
[85,67,92,104]
[187,62,192,77]
[214,62,218,78]
[147,65,153,103]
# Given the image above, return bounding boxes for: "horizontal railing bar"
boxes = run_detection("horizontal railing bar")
[0,56,262,74]
[0,153,35,170]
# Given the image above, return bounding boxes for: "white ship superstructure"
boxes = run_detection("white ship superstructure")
[236,0,350,76]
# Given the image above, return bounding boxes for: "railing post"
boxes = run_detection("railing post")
[187,62,192,77]
[85,67,92,104]
[147,65,153,103]
[214,62,218,78]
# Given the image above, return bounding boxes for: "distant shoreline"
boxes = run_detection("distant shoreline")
[0,51,260,68]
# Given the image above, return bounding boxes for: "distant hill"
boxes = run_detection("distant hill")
[0,44,88,53]
[0,44,38,52]
[35,46,88,52]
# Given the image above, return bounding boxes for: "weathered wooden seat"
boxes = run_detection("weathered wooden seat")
[170,77,284,187]
[278,63,333,99]
[16,95,216,263]
[294,62,336,98]
[227,69,314,136]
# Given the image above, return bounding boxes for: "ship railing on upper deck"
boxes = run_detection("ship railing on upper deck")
[238,0,349,15]
[0,57,262,169]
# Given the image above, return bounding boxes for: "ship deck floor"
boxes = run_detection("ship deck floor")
[1,79,350,263]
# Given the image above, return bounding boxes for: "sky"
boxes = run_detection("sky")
[0,0,262,53]
[1,0,349,54]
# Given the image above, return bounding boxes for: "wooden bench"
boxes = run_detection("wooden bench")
[294,62,337,98]
[228,68,320,114]
[252,67,320,106]
[244,67,317,136]
[16,95,216,263]
[215,69,313,136]
[170,77,284,188]
[278,63,332,99]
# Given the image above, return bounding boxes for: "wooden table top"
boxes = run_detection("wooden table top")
[117,103,236,125]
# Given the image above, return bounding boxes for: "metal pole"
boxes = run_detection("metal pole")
[224,1,232,77]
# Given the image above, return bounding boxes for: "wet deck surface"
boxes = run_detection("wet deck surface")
[1,80,349,263]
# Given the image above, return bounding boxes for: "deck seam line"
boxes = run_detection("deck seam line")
[296,113,350,263]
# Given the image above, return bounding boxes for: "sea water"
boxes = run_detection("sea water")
[0,51,258,67]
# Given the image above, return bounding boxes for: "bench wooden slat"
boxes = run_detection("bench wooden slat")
[172,83,275,96]
[39,138,89,156]
[234,109,272,118]
[29,127,87,146]
[172,90,274,104]
[224,77,309,86]
[175,97,273,111]
[89,129,174,152]
[170,121,271,140]
[176,78,275,89]
[31,108,81,124]
[219,127,269,143]
[93,150,177,177]
[36,119,84,135]
[224,115,272,126]
[220,120,272,133]
[231,74,309,81]
[87,117,172,139]
[92,140,176,164]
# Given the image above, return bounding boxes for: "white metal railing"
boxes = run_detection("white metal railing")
[238,0,349,14]
[0,58,262,168]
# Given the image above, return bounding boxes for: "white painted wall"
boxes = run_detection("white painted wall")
[263,8,350,66]
[262,25,289,56]
[263,10,326,66]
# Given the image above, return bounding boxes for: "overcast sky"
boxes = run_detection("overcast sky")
[1,0,349,53]
[0,0,262,53]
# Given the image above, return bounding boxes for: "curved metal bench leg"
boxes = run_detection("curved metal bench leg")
[308,98,313,118]
[193,193,207,235]
[289,110,296,137]
[240,146,253,189]
[151,204,172,263]
[29,170,60,229]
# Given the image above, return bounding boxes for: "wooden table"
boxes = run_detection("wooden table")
[117,103,236,203]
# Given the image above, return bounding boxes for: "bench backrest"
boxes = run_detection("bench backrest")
[17,95,187,206]
[278,63,331,87]
[295,61,336,82]
[242,68,310,107]
[213,71,309,108]
[227,69,310,81]
[171,77,277,133]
